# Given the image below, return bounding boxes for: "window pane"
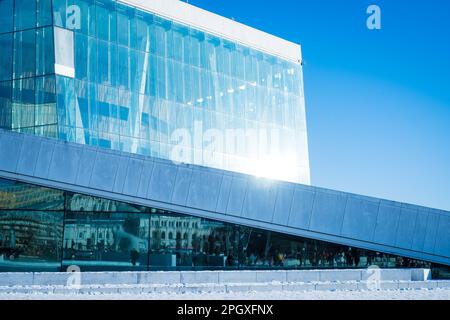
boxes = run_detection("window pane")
[97,40,117,86]
[96,0,116,43]
[153,16,170,57]
[13,30,36,79]
[66,192,149,212]
[0,33,13,81]
[0,0,13,33]
[0,210,64,271]
[74,33,87,81]
[52,0,67,28]
[36,27,55,76]
[14,0,37,31]
[117,3,136,48]
[12,77,35,131]
[37,0,53,27]
[75,34,97,82]
[0,177,64,210]
[170,23,188,63]
[149,212,238,269]
[135,10,153,52]
[74,0,96,36]
[62,212,150,271]
[56,75,76,141]
[74,80,98,141]
[35,75,57,134]
[117,46,130,89]
[0,81,12,129]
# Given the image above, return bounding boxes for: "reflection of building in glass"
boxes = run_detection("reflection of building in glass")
[0,177,445,275]
[0,210,63,265]
[0,180,64,210]
[150,215,214,251]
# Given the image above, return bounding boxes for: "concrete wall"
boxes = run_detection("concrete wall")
[0,129,449,266]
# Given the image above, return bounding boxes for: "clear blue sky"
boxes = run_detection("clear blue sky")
[187,0,450,211]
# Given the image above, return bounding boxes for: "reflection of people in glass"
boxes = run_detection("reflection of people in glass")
[9,230,16,249]
[112,224,147,266]
[130,249,140,266]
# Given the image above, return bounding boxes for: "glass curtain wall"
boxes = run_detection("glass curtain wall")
[47,0,309,184]
[1,177,445,276]
[0,0,57,136]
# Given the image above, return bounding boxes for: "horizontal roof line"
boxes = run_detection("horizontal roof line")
[118,0,302,63]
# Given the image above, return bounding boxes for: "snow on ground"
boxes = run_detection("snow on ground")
[1,288,449,300]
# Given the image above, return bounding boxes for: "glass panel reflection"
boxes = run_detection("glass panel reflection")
[0,178,447,275]
[66,192,150,213]
[62,211,150,270]
[0,210,63,272]
[13,0,36,31]
[149,211,239,270]
[0,178,65,210]
[43,1,310,184]
[0,0,13,34]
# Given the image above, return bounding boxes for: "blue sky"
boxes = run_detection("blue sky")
[187,0,450,211]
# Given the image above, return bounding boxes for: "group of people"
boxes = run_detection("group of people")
[229,245,430,270]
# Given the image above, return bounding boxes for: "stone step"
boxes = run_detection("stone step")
[1,280,449,296]
[0,269,432,288]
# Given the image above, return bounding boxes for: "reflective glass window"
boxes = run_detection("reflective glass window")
[135,10,153,53]
[35,75,57,133]
[117,46,130,90]
[36,27,55,76]
[0,33,13,81]
[0,177,64,210]
[62,211,150,271]
[0,0,13,33]
[97,40,117,86]
[73,0,96,36]
[56,75,76,141]
[37,0,53,27]
[170,23,188,63]
[13,29,36,79]
[74,79,98,142]
[96,0,116,43]
[149,212,239,269]
[153,16,170,58]
[116,3,136,48]
[75,33,97,82]
[0,178,442,274]
[0,210,64,271]
[0,81,12,129]
[52,0,67,28]
[12,77,35,132]
[74,33,88,81]
[13,0,36,31]
[74,34,97,82]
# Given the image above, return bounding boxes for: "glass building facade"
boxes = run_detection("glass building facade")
[3,0,448,278]
[0,0,310,184]
[1,177,449,279]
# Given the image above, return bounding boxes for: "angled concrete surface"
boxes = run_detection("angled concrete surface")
[0,129,449,266]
